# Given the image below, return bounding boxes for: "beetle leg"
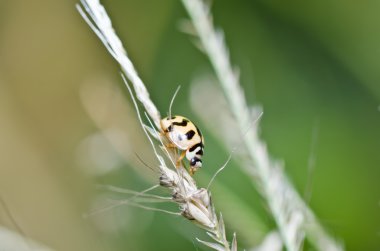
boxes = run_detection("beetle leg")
[176,151,186,168]
[167,143,178,148]
[189,167,196,176]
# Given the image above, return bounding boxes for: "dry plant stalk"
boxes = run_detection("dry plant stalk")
[181,0,344,251]
[76,0,237,250]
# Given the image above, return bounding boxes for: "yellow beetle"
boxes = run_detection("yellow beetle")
[161,115,204,174]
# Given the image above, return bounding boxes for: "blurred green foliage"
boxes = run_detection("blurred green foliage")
[0,0,379,250]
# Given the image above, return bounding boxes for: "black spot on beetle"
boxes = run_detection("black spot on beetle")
[172,119,189,127]
[189,143,202,152]
[167,125,173,132]
[185,130,195,140]
[196,148,203,156]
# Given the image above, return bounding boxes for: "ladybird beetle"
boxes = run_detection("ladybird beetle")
[160,115,204,175]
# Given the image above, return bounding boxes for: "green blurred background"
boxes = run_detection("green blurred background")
[0,0,379,250]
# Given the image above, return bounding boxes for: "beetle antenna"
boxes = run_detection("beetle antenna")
[169,85,181,119]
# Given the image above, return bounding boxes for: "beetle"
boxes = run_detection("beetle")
[160,115,204,175]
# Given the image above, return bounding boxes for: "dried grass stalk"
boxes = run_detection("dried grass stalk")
[181,0,344,251]
[76,0,238,250]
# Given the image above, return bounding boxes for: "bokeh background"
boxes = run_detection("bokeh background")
[0,0,379,250]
